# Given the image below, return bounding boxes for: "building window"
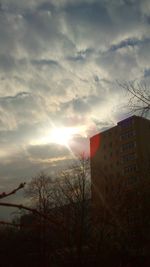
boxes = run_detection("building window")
[124,164,138,173]
[121,141,136,151]
[122,153,137,162]
[120,130,136,140]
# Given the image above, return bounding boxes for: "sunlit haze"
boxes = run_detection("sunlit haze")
[0,0,150,213]
[36,126,86,147]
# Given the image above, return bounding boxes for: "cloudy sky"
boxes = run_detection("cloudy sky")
[0,0,150,217]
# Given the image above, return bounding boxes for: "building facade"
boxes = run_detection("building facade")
[90,115,150,213]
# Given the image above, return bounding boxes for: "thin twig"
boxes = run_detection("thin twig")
[0,183,26,199]
[0,202,64,227]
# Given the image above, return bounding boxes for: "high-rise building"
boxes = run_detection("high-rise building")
[90,115,150,213]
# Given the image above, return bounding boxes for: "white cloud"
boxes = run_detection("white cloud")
[0,0,149,210]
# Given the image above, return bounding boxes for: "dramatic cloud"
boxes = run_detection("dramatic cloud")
[0,0,150,218]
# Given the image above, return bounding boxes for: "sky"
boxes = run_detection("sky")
[0,0,150,218]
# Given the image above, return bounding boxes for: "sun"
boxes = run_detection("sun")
[31,125,87,148]
[50,127,78,146]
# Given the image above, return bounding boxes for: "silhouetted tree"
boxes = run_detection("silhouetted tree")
[23,157,91,267]
[25,172,54,214]
[51,156,91,266]
[118,80,150,116]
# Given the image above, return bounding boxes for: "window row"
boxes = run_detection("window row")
[121,141,136,151]
[122,153,137,162]
[124,164,138,174]
[120,130,136,140]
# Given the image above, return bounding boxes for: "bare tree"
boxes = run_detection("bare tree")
[51,156,91,266]
[118,80,150,116]
[25,172,54,214]
[56,156,90,204]
[22,158,91,266]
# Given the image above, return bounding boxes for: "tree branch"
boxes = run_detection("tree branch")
[0,220,22,228]
[0,202,64,227]
[0,183,26,200]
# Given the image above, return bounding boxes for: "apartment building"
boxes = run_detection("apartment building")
[90,116,150,211]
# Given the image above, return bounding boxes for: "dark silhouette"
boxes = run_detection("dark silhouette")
[0,155,150,267]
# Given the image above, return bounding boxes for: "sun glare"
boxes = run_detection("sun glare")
[31,125,87,148]
[50,127,78,146]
